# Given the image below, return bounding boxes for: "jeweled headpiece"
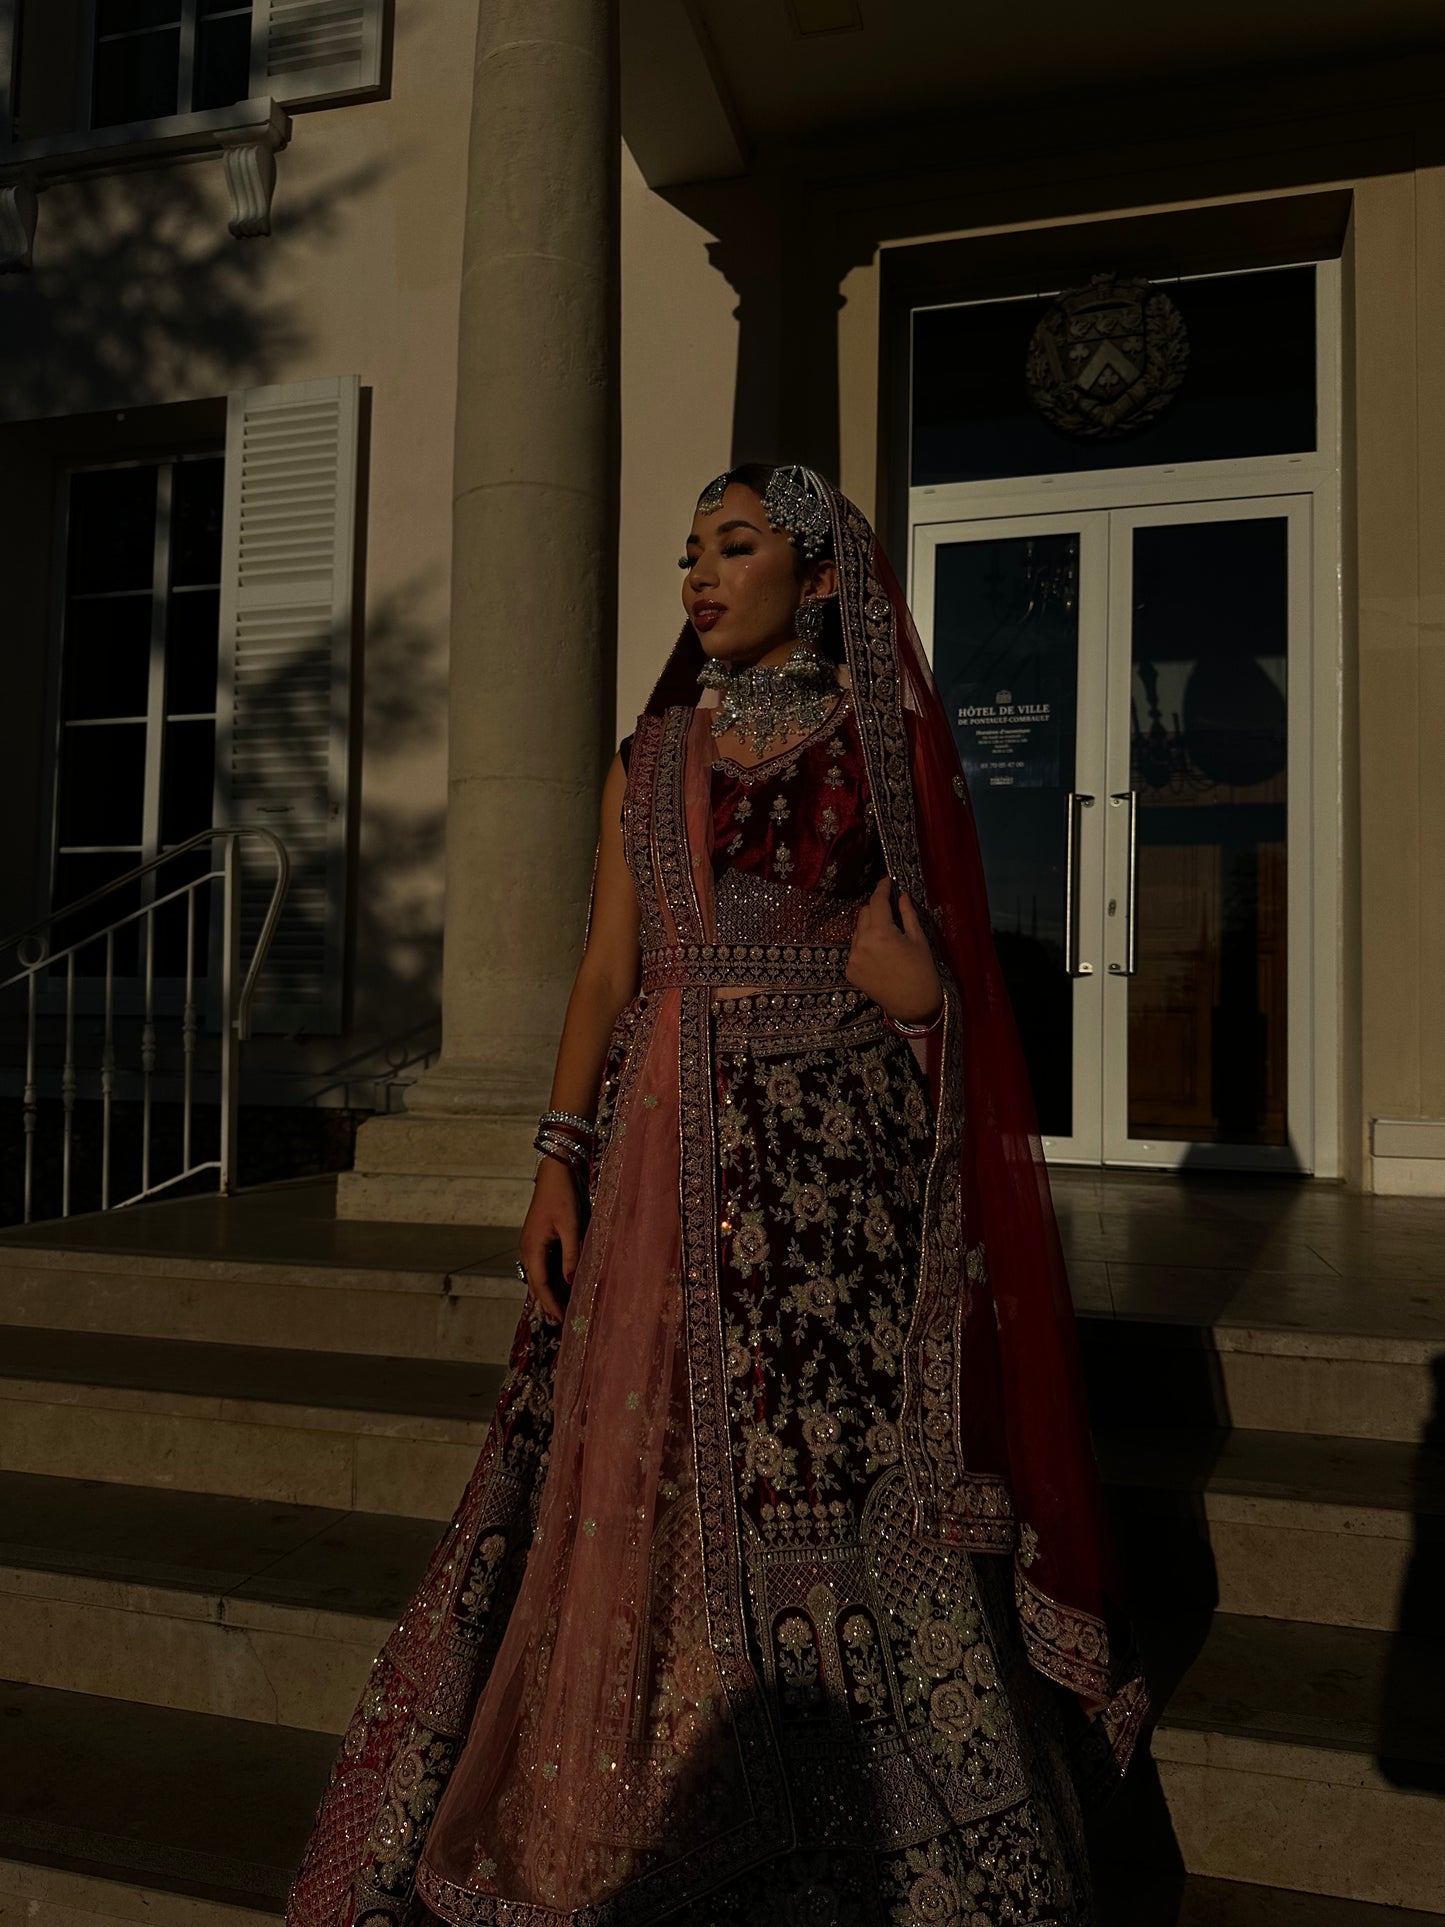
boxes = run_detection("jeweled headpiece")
[695,462,833,561]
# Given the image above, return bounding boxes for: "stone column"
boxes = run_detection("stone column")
[339,0,619,1224]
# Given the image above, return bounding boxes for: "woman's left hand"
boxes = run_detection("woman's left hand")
[846,875,942,1025]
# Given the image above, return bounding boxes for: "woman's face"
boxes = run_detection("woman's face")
[679,481,835,668]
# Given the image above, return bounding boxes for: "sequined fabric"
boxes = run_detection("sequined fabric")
[285,700,1097,1927]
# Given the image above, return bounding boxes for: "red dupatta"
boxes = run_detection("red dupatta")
[644,475,1147,1775]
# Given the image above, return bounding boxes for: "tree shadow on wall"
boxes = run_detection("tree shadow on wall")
[0,147,385,418]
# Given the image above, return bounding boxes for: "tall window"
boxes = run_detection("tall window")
[55,454,224,972]
[91,0,255,129]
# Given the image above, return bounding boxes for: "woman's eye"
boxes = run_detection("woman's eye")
[678,542,754,571]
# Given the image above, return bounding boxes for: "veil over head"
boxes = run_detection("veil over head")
[651,465,1147,1768]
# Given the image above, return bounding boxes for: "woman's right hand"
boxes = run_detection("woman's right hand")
[519,1156,584,1324]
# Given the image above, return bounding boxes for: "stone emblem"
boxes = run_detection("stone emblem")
[1026,272,1189,440]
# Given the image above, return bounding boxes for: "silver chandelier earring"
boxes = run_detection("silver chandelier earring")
[793,595,827,646]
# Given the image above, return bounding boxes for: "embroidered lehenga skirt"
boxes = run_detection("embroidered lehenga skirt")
[286,700,1096,1927]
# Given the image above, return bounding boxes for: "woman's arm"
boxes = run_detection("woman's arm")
[542,749,641,1119]
[519,750,640,1323]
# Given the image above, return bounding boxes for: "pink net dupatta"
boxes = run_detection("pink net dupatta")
[418,712,779,1922]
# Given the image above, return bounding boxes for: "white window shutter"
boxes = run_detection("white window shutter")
[251,0,386,109]
[216,375,359,1035]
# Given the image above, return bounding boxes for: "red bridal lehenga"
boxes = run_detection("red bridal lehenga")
[286,478,1148,1927]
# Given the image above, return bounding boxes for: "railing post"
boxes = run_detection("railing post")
[141,906,156,1197]
[101,931,115,1210]
[218,834,242,1194]
[182,886,197,1172]
[22,969,37,1225]
[62,955,76,1219]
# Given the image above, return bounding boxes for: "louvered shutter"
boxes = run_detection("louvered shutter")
[250,0,386,109]
[215,376,359,1035]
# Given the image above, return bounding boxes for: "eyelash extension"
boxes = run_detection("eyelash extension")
[678,543,754,569]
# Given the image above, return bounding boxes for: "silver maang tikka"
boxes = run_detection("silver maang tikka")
[695,463,833,561]
[697,646,840,755]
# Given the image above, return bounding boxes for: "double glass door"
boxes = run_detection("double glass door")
[913,497,1310,1171]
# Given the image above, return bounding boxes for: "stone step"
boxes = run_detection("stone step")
[0,1325,498,1517]
[0,1679,333,1920]
[1144,1612,1445,1910]
[1078,1311,1438,1446]
[1100,1426,1445,1633]
[0,1471,440,1731]
[0,1188,526,1364]
[4,1671,1435,1927]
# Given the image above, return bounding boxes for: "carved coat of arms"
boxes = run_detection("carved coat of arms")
[1026,272,1189,440]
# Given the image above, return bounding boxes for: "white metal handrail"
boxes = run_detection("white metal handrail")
[0,828,290,1223]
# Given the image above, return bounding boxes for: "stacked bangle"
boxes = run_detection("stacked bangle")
[533,1108,596,1175]
[885,1000,944,1039]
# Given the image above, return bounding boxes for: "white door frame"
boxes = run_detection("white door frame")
[904,259,1342,1177]
[1100,495,1313,1173]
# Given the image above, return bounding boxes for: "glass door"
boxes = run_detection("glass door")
[913,511,1109,1163]
[1102,500,1309,1170]
[914,496,1312,1173]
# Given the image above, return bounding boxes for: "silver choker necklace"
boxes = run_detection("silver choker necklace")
[697,646,839,755]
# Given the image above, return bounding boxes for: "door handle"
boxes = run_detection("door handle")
[1108,789,1138,975]
[1064,792,1094,976]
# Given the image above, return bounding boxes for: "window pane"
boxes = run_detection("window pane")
[170,457,225,588]
[62,597,153,722]
[931,533,1081,1138]
[194,8,254,110]
[93,23,181,126]
[57,723,147,846]
[1127,516,1289,1146]
[166,589,221,715]
[161,718,217,844]
[67,467,158,596]
[97,0,183,30]
[51,853,143,978]
[912,265,1317,487]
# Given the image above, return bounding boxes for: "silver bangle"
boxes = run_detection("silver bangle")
[533,1132,589,1171]
[539,1108,595,1138]
[886,1000,944,1038]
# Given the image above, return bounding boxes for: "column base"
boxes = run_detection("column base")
[336,1111,536,1225]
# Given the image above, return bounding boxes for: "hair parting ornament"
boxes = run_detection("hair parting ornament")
[696,462,833,561]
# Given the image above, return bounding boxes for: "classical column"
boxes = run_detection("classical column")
[339,0,619,1224]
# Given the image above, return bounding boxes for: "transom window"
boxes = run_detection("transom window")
[54,454,224,972]
[91,0,255,129]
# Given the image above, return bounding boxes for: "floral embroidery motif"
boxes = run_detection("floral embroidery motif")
[290,696,1098,1927]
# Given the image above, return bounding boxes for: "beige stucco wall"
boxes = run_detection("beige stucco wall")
[1352,167,1445,1193]
[6,16,1442,1187]
[0,1,477,1100]
[616,145,739,739]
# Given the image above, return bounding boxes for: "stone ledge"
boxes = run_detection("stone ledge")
[0,1853,280,1925]
[0,1680,335,1911]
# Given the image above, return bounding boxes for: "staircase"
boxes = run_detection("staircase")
[0,1178,510,1922]
[0,1171,1440,1922]
[1064,1171,1445,1918]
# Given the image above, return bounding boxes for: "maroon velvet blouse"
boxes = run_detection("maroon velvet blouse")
[622,694,886,950]
[709,693,883,901]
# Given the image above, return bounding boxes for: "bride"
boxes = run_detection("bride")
[286,464,1147,1927]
